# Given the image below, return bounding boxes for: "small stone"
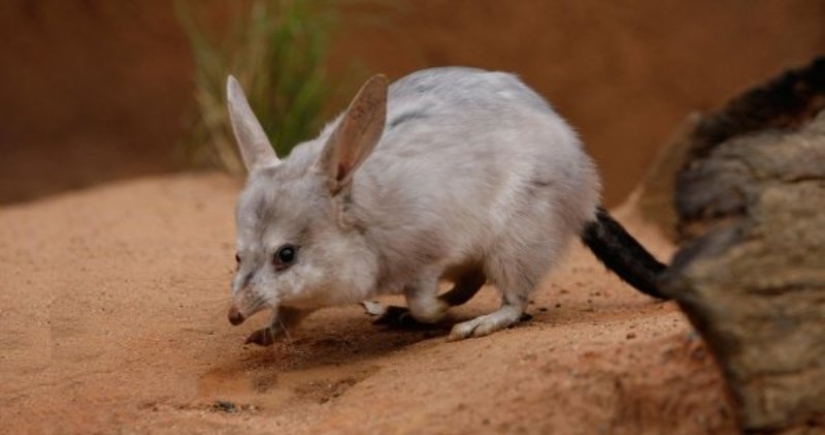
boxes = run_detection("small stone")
[213,400,238,414]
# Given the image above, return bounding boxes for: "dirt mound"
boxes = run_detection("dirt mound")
[0,173,734,433]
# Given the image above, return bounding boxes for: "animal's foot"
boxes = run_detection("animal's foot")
[372,305,438,329]
[245,325,283,347]
[447,308,530,341]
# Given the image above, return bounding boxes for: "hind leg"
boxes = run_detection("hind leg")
[408,270,487,321]
[371,271,445,328]
[438,272,486,306]
[448,241,559,341]
[372,271,486,327]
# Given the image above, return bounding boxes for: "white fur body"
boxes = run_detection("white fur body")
[228,67,601,341]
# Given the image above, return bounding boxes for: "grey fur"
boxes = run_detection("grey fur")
[226,67,602,343]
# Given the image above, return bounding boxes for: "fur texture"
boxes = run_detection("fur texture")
[226,67,662,344]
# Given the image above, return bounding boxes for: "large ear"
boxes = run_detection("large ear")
[226,75,279,172]
[318,74,388,195]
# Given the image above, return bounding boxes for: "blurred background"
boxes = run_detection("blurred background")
[1,0,823,205]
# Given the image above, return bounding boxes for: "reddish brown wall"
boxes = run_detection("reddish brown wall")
[332,1,825,204]
[2,1,824,204]
[0,1,193,203]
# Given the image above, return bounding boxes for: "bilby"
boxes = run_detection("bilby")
[225,67,667,346]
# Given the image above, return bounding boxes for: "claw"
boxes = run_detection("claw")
[361,300,387,316]
[245,327,278,346]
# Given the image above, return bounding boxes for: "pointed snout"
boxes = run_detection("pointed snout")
[227,304,246,326]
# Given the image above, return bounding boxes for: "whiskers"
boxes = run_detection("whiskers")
[277,316,293,342]
[245,295,268,318]
[196,291,232,315]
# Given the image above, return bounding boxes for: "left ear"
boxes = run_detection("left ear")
[318,74,388,195]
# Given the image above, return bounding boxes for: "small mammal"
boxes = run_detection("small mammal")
[225,67,667,345]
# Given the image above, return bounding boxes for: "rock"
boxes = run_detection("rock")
[662,57,825,433]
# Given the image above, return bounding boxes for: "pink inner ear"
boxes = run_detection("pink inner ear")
[337,163,348,182]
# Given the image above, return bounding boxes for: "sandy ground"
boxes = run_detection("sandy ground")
[0,173,736,434]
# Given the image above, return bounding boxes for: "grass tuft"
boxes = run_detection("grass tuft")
[176,0,339,174]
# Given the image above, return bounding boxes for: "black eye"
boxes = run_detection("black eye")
[273,244,298,269]
[235,253,241,264]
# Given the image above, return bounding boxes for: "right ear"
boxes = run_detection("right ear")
[226,75,279,171]
[317,74,388,195]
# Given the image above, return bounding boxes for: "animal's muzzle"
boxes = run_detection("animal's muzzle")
[227,304,246,326]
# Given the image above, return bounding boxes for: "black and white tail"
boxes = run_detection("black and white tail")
[580,207,668,299]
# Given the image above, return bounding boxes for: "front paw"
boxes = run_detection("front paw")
[373,305,428,329]
[245,326,281,346]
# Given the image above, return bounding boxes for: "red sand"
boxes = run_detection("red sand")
[0,173,735,434]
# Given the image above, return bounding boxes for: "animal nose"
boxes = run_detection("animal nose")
[227,305,246,325]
